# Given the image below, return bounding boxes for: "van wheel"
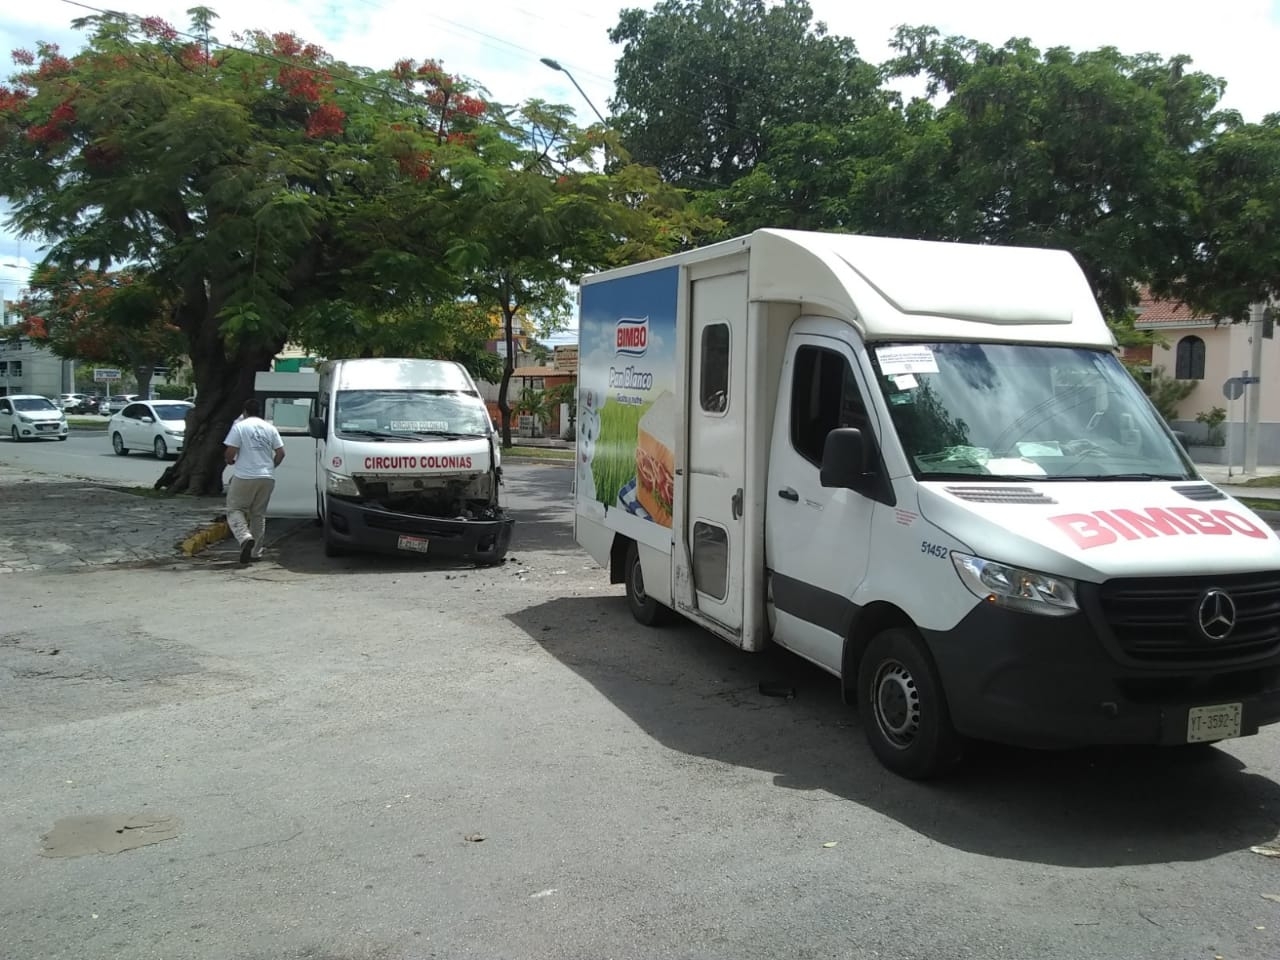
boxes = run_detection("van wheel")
[624,540,670,627]
[858,627,962,780]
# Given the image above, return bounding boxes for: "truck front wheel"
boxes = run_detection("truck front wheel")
[858,627,963,780]
[624,540,670,627]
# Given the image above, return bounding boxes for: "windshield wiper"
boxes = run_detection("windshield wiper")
[920,471,1049,482]
[1068,473,1188,482]
[409,430,482,439]
[339,428,419,441]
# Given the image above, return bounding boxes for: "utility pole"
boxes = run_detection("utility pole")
[1245,301,1265,475]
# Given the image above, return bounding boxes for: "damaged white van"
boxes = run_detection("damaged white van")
[310,358,512,563]
[574,228,1280,779]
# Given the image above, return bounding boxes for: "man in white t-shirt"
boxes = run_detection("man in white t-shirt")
[223,398,285,564]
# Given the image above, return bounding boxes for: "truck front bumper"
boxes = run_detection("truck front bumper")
[324,494,513,562]
[923,592,1280,750]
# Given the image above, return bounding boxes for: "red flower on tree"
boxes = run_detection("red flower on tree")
[306,102,346,138]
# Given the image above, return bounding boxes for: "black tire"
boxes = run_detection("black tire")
[112,432,129,456]
[624,540,671,627]
[154,436,167,459]
[858,627,963,780]
[10,426,21,443]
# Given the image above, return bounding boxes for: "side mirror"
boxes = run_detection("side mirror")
[141,416,154,424]
[820,427,869,489]
[308,416,327,440]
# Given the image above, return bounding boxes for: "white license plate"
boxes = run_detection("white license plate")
[1187,703,1243,743]
[396,534,430,554]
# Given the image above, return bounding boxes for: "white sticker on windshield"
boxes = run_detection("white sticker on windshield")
[877,345,939,376]
[892,373,918,390]
[390,420,449,431]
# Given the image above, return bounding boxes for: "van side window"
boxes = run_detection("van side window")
[790,346,869,467]
[700,323,730,414]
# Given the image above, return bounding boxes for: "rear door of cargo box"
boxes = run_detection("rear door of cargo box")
[685,268,748,631]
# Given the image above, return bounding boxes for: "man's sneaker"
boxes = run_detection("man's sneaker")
[239,538,255,564]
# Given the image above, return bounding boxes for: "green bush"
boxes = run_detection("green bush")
[155,384,190,400]
[1195,405,1227,445]
[1136,369,1195,423]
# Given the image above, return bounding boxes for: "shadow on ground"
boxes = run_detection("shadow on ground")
[508,594,1280,869]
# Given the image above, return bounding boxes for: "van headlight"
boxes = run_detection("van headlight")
[951,553,1078,617]
[326,471,359,496]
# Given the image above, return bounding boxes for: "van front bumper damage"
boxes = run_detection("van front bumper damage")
[923,572,1280,749]
[324,493,513,562]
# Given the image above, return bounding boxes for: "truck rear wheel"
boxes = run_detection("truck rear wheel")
[858,627,962,780]
[624,540,670,627]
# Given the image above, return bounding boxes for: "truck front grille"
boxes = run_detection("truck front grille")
[1098,572,1280,662]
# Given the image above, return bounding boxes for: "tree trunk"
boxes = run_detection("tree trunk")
[496,306,516,448]
[132,364,153,401]
[155,339,280,496]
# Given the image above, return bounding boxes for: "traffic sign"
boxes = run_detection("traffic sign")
[1223,377,1244,400]
[93,368,121,382]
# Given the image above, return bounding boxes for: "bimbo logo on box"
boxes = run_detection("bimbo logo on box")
[615,316,649,357]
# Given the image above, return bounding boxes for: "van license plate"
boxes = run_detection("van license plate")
[397,535,430,554]
[1187,703,1242,743]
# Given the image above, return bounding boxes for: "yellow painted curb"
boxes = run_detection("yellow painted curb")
[181,521,231,557]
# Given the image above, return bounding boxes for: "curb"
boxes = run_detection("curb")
[505,455,574,466]
[181,519,231,556]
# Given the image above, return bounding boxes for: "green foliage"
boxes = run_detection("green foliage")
[155,383,190,400]
[1137,369,1196,422]
[1195,405,1227,445]
[609,0,885,188]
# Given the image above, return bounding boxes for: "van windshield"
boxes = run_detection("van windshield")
[335,389,491,440]
[868,342,1195,481]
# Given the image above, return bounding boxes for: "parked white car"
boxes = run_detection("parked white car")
[103,393,142,415]
[0,394,69,442]
[108,400,192,459]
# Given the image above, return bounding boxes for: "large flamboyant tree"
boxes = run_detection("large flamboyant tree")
[0,9,489,493]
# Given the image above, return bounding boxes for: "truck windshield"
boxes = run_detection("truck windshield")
[868,342,1195,481]
[335,389,491,440]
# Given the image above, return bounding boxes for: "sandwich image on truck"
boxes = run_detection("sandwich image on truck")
[574,228,1280,779]
[310,357,512,563]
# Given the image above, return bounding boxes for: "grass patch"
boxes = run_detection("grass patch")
[1241,474,1280,487]
[504,446,574,460]
[591,399,649,506]
[1235,497,1280,513]
[67,417,107,429]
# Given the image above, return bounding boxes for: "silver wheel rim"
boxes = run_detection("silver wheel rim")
[872,659,921,750]
[113,433,122,453]
[631,555,647,604]
[155,438,165,457]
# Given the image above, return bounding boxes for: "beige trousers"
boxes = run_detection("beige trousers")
[226,476,275,556]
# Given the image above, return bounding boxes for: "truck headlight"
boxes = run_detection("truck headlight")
[951,553,1078,617]
[326,471,359,496]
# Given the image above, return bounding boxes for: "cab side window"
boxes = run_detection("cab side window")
[790,346,870,467]
[123,403,147,420]
[0,400,10,415]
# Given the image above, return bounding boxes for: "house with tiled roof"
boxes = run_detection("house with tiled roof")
[1132,288,1280,463]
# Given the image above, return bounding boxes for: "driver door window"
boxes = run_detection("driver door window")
[790,345,870,466]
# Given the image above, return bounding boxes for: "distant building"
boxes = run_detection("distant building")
[0,333,72,398]
[1133,289,1280,464]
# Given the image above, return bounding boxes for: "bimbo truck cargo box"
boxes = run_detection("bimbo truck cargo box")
[574,228,1280,779]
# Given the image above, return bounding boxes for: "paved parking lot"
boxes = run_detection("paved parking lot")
[1,461,1278,960]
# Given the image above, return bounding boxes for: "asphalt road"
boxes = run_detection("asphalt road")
[2,447,1279,959]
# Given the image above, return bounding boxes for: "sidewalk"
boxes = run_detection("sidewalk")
[1191,462,1280,501]
[0,464,225,573]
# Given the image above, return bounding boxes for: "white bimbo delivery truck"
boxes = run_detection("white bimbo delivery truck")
[573,228,1280,779]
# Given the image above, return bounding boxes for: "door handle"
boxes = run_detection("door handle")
[777,487,799,502]
[731,488,743,520]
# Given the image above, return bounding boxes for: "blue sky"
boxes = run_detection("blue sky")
[5,0,1280,339]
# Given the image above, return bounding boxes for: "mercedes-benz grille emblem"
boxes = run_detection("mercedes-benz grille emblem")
[1197,589,1237,641]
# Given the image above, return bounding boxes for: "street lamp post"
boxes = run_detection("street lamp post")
[539,58,607,126]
